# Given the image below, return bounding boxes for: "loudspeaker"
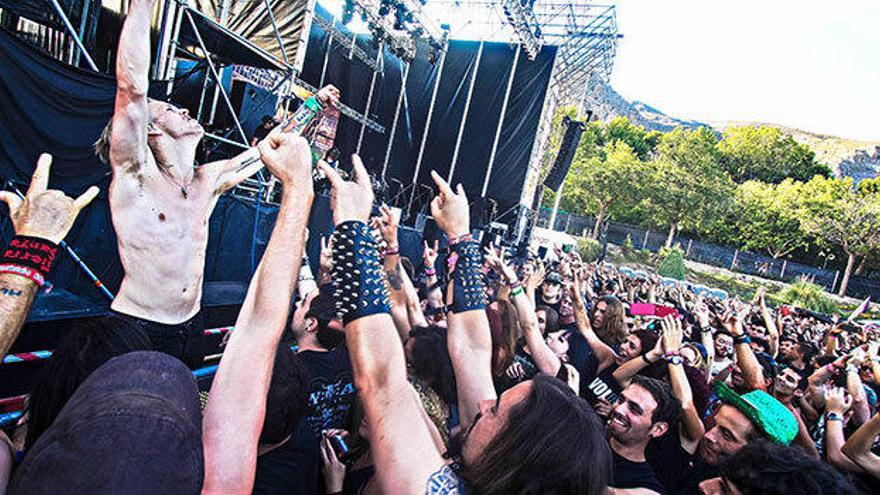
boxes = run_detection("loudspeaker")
[543,116,586,192]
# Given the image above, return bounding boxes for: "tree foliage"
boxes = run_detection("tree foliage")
[733,180,807,258]
[643,127,734,246]
[717,125,831,184]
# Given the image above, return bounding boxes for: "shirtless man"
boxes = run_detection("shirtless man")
[95,0,339,366]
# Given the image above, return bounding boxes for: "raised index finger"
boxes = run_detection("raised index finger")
[430,170,453,197]
[317,161,343,189]
[28,153,52,196]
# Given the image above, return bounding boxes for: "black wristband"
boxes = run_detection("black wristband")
[734,334,752,345]
[450,240,487,313]
[331,221,391,325]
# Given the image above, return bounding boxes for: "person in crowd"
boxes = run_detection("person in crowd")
[698,440,856,494]
[607,376,681,494]
[252,115,278,147]
[96,0,340,366]
[315,162,613,493]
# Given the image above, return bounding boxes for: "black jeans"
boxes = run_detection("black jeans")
[109,310,206,369]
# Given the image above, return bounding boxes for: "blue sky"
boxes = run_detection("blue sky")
[610,0,880,141]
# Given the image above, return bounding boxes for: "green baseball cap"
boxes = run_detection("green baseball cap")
[714,382,798,446]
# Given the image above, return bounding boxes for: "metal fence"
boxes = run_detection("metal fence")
[537,208,880,300]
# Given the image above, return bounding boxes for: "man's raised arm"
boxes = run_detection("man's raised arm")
[108,0,154,167]
[317,158,447,493]
[202,135,314,492]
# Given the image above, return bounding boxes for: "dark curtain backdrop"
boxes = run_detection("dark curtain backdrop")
[300,7,557,214]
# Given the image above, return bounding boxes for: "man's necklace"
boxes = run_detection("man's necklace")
[160,166,196,199]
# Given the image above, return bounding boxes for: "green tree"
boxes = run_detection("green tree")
[798,176,880,297]
[602,116,662,160]
[644,127,735,247]
[717,125,831,184]
[563,141,648,238]
[733,180,807,258]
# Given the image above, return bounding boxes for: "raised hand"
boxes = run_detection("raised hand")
[257,133,313,187]
[429,171,469,239]
[660,315,683,353]
[317,84,341,107]
[484,245,517,284]
[695,303,712,328]
[319,235,334,274]
[0,153,99,244]
[372,203,399,247]
[824,387,853,415]
[423,239,439,268]
[318,155,374,226]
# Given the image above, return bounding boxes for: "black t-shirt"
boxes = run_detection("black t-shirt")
[582,364,622,411]
[646,424,693,493]
[494,344,539,394]
[300,346,357,438]
[611,450,666,494]
[253,419,319,495]
[678,457,719,495]
[536,292,562,315]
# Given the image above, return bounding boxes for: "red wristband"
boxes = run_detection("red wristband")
[0,236,58,286]
[384,245,400,256]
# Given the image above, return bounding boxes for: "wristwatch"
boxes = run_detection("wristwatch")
[667,355,683,366]
[826,412,843,422]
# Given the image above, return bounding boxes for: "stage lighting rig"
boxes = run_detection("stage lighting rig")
[339,0,445,63]
[501,0,543,60]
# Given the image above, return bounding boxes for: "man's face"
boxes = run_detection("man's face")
[779,339,794,358]
[699,405,755,466]
[608,384,664,445]
[698,477,743,495]
[148,100,204,139]
[592,300,608,329]
[541,280,561,303]
[774,368,800,397]
[461,381,532,465]
[290,290,318,340]
[536,309,548,335]
[715,334,733,358]
[783,342,801,361]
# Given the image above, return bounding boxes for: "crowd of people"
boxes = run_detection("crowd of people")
[0,0,878,493]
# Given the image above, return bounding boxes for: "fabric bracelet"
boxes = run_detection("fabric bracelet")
[330,221,391,325]
[0,236,59,287]
[734,334,751,345]
[384,245,400,256]
[509,286,525,298]
[447,233,473,247]
[450,240,487,313]
[424,266,436,276]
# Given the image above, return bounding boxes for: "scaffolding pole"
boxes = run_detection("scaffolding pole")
[184,8,249,145]
[482,44,520,197]
[48,0,98,72]
[448,40,484,182]
[262,0,289,64]
[407,46,447,213]
[382,62,411,178]
[357,42,384,154]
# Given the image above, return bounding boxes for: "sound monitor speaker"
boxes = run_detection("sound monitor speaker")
[543,116,586,192]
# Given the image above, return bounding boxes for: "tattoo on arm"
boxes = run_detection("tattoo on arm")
[235,154,262,173]
[387,264,403,291]
[0,288,23,297]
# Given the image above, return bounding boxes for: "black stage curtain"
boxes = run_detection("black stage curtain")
[300,9,557,215]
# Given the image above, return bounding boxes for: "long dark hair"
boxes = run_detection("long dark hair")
[487,300,519,376]
[461,375,611,495]
[25,316,152,450]
[595,296,626,345]
[407,326,458,405]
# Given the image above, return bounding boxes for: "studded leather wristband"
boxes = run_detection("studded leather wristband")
[330,221,391,325]
[450,240,487,313]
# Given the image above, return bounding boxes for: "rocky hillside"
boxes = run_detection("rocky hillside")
[583,76,706,132]
[584,76,880,181]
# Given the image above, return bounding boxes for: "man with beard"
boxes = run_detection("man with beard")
[318,164,613,493]
[607,377,681,494]
[710,331,734,377]
[681,382,798,494]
